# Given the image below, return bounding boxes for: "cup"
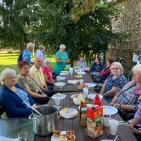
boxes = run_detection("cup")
[18,130,28,141]
[83,87,89,98]
[57,76,60,81]
[79,79,84,84]
[54,98,61,106]
[69,67,74,75]
[103,114,111,127]
[109,119,119,135]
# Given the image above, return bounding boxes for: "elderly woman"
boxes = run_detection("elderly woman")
[100,62,127,102]
[17,61,49,104]
[110,64,141,120]
[0,68,37,118]
[42,60,54,91]
[35,45,45,63]
[128,102,141,141]
[89,57,104,81]
[54,44,69,75]
[92,56,114,82]
[76,55,87,71]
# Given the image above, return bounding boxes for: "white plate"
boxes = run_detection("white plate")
[85,83,96,88]
[68,80,79,85]
[59,108,78,119]
[103,106,118,116]
[57,76,66,81]
[61,71,69,73]
[77,71,86,75]
[71,94,79,99]
[87,94,103,100]
[52,93,66,100]
[55,82,66,87]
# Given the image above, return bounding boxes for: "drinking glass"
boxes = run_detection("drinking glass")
[83,87,89,98]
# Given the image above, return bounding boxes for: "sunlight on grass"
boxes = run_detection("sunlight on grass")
[0,53,55,72]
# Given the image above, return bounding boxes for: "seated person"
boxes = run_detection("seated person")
[76,55,87,71]
[30,57,54,96]
[17,61,49,105]
[100,62,127,103]
[89,57,103,80]
[92,57,114,82]
[42,60,54,91]
[110,64,141,120]
[0,68,37,118]
[128,102,141,141]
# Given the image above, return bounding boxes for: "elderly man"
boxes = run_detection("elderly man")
[35,45,45,63]
[30,57,53,97]
[22,42,35,64]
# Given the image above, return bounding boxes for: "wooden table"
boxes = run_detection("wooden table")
[0,73,137,141]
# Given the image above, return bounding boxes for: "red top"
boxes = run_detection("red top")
[42,66,53,81]
[100,66,110,78]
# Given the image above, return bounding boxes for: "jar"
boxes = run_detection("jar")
[80,107,87,126]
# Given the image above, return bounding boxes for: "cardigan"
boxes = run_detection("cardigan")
[0,84,35,118]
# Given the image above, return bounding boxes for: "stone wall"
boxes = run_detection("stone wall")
[109,0,141,66]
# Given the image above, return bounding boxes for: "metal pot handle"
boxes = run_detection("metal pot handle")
[57,110,60,119]
[29,114,37,120]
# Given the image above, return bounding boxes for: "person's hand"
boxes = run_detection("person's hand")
[110,102,114,106]
[113,103,120,109]
[128,125,140,134]
[32,104,39,109]
[41,93,47,97]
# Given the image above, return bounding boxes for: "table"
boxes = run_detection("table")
[0,73,137,141]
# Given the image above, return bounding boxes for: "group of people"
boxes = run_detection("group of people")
[0,42,141,140]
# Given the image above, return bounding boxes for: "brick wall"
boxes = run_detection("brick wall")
[109,0,141,67]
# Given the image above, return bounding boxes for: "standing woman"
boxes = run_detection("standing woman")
[54,44,69,75]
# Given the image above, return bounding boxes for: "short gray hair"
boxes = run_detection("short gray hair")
[0,68,16,82]
[132,64,141,75]
[44,59,51,66]
[39,45,45,50]
[27,42,35,49]
[60,44,66,49]
[110,62,124,73]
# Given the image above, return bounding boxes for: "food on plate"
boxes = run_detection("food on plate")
[78,84,88,89]
[53,129,75,141]
[59,108,69,115]
[73,93,84,105]
[74,75,83,78]
[53,129,61,137]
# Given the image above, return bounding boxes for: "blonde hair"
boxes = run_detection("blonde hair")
[132,64,141,75]
[0,68,16,82]
[110,62,124,73]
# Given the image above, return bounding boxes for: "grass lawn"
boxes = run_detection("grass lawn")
[0,53,55,72]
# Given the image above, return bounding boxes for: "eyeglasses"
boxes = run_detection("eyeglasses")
[111,68,120,70]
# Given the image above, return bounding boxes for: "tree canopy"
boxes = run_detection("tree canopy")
[0,0,120,60]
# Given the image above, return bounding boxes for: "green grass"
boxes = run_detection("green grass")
[0,53,55,72]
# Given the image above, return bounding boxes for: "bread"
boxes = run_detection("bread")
[53,129,75,141]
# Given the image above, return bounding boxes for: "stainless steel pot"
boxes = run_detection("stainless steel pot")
[29,105,58,136]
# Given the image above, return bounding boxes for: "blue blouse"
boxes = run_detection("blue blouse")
[104,74,127,93]
[89,62,103,73]
[15,88,31,107]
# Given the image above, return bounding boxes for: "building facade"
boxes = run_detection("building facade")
[109,0,141,66]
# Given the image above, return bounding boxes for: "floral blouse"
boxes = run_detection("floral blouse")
[104,74,127,93]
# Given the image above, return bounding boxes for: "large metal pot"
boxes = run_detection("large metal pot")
[29,105,58,136]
